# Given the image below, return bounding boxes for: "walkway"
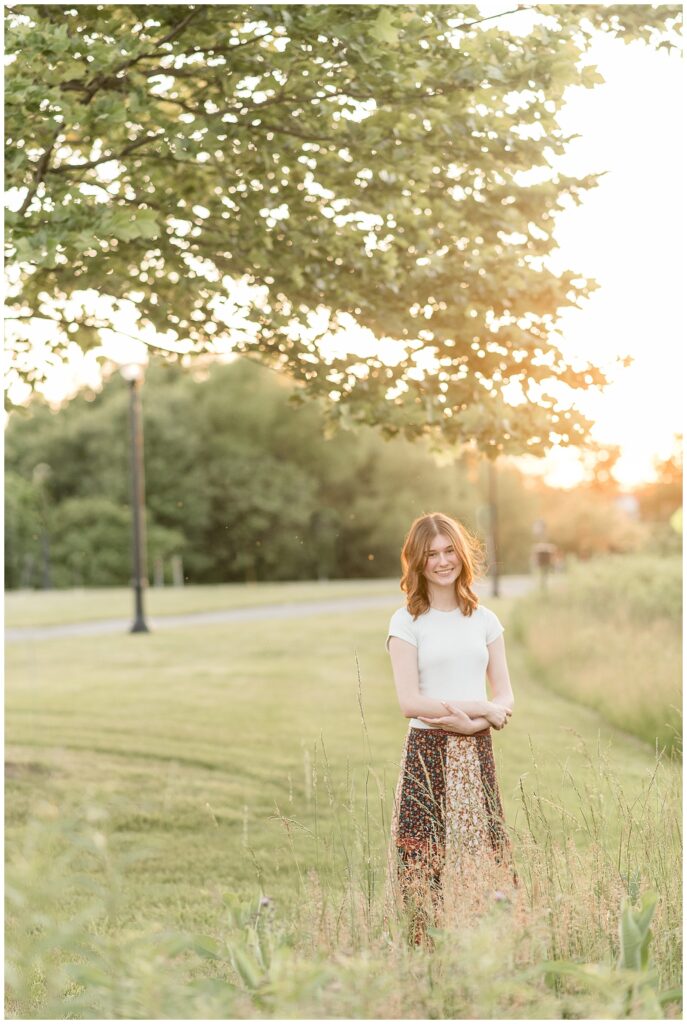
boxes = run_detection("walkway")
[5,575,534,642]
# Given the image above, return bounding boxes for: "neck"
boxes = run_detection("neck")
[427,582,459,611]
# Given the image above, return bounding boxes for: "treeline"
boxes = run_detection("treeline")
[4,360,679,588]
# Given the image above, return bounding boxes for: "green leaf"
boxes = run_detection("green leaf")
[108,209,160,242]
[71,324,101,351]
[369,8,400,45]
[189,934,224,960]
[619,898,644,970]
[580,64,605,87]
[13,237,35,264]
[230,946,262,990]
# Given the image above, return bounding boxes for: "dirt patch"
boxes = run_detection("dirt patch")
[5,761,53,779]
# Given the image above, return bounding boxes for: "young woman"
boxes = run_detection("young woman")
[386,511,517,942]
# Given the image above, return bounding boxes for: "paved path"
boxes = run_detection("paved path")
[5,575,534,642]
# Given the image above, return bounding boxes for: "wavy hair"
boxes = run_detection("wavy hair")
[400,512,486,619]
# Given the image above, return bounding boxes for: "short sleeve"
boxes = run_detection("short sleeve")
[385,607,418,652]
[483,606,505,644]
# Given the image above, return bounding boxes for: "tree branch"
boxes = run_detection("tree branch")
[17,127,62,215]
[82,10,203,102]
[450,6,534,32]
[183,30,276,55]
[47,131,165,174]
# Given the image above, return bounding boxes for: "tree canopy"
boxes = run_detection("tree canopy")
[5,3,681,452]
[6,359,656,589]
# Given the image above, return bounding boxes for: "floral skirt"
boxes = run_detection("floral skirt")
[387,725,518,940]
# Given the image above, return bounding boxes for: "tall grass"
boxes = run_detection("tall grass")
[512,555,682,755]
[6,729,681,1019]
[6,589,682,1017]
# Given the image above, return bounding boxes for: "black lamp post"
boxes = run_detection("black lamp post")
[32,462,53,590]
[120,362,150,633]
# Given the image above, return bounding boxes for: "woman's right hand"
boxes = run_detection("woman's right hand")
[483,702,512,730]
[416,706,476,735]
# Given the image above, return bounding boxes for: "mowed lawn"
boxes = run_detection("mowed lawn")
[6,589,678,943]
[4,578,401,629]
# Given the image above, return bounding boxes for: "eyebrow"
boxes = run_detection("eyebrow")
[427,544,454,554]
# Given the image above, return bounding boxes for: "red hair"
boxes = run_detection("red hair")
[400,512,485,619]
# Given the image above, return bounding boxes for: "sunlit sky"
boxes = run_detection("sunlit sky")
[512,21,683,488]
[6,8,682,489]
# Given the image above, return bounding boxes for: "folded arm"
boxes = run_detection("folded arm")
[387,636,494,734]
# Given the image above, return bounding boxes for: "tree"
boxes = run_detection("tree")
[534,479,645,559]
[9,357,655,586]
[580,440,622,496]
[4,471,43,588]
[635,436,682,523]
[1,359,507,584]
[48,496,184,587]
[5,4,681,454]
[633,435,682,554]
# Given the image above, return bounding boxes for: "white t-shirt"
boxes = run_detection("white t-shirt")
[385,604,505,730]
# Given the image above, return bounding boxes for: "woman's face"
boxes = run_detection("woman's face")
[423,532,462,587]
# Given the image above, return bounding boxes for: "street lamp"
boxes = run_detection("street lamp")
[32,462,53,590]
[119,362,150,633]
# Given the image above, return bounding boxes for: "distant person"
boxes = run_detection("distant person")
[531,541,557,591]
[385,511,518,945]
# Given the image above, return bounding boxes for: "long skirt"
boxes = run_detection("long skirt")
[387,725,517,943]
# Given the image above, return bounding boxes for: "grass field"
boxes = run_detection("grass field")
[5,578,401,629]
[512,556,682,755]
[5,583,682,1018]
